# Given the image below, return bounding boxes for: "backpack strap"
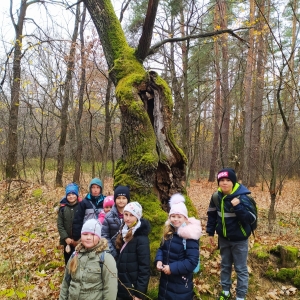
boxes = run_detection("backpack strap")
[212,192,219,209]
[99,250,110,283]
[90,201,101,218]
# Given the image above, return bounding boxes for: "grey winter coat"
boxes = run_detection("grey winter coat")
[101,205,123,258]
[59,244,117,300]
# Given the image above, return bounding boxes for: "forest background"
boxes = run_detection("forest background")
[1,0,300,299]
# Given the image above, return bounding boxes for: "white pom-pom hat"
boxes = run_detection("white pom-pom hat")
[169,193,188,219]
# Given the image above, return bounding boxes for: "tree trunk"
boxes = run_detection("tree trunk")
[100,78,116,180]
[249,0,267,186]
[6,0,28,179]
[241,0,255,185]
[83,0,186,203]
[55,5,80,187]
[73,6,86,184]
[209,5,222,182]
[218,0,230,167]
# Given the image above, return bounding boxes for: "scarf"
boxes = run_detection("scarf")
[121,220,141,242]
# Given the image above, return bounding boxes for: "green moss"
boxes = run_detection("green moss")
[137,194,168,265]
[284,246,299,260]
[265,266,276,279]
[32,188,43,199]
[276,268,296,281]
[292,272,300,288]
[44,261,63,270]
[256,251,269,260]
[250,243,269,260]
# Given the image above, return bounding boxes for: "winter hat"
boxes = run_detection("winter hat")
[81,219,102,238]
[89,178,103,192]
[65,183,79,197]
[114,185,130,202]
[169,193,188,219]
[124,202,142,220]
[217,168,237,186]
[103,195,114,208]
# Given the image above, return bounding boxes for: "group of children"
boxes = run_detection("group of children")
[57,167,255,300]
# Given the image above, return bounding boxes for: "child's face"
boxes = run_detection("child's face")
[67,193,77,204]
[81,233,100,249]
[219,178,233,195]
[115,196,128,210]
[90,184,101,196]
[170,214,187,228]
[124,211,138,227]
[103,206,112,213]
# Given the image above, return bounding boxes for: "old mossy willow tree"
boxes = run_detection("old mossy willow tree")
[83,0,196,252]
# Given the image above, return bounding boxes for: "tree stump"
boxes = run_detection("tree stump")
[279,245,299,268]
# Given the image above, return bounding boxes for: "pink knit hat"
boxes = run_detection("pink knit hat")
[103,195,114,208]
[169,193,188,219]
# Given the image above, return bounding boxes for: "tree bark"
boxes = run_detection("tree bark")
[73,5,86,184]
[55,4,80,187]
[83,0,186,202]
[6,0,28,179]
[241,0,255,185]
[217,0,230,167]
[249,0,267,186]
[209,4,222,182]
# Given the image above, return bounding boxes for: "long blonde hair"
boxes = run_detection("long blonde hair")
[69,238,108,275]
[115,223,134,250]
[162,222,175,241]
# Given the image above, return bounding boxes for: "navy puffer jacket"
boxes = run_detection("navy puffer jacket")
[155,217,202,300]
[206,183,256,241]
[101,205,122,258]
[117,218,151,300]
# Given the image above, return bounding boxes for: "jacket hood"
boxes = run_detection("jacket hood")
[229,183,251,198]
[177,217,202,240]
[89,178,103,190]
[134,218,151,237]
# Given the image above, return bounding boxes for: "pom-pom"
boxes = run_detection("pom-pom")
[169,193,185,207]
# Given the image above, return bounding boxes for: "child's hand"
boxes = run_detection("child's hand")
[231,198,240,206]
[156,261,163,271]
[162,264,171,275]
[65,238,72,245]
[134,297,142,300]
[72,240,79,247]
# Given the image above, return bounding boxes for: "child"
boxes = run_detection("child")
[102,185,130,258]
[59,219,118,300]
[98,195,114,224]
[57,183,80,265]
[206,168,256,300]
[155,193,202,300]
[115,202,151,300]
[72,178,105,242]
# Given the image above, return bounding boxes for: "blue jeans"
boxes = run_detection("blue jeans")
[219,236,249,298]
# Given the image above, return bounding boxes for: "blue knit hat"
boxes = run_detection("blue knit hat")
[65,183,79,197]
[217,168,237,186]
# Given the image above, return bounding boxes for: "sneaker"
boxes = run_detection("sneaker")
[218,291,231,300]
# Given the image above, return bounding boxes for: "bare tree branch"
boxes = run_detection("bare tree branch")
[147,27,250,57]
[136,0,159,61]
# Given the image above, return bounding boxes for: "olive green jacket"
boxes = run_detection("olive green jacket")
[59,246,117,300]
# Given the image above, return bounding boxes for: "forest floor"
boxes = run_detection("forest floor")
[0,177,299,299]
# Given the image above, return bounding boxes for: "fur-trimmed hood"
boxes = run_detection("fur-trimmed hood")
[166,217,202,240]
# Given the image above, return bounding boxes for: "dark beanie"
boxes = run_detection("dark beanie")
[114,185,130,202]
[217,168,237,186]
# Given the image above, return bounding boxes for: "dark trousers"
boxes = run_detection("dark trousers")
[63,245,75,265]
